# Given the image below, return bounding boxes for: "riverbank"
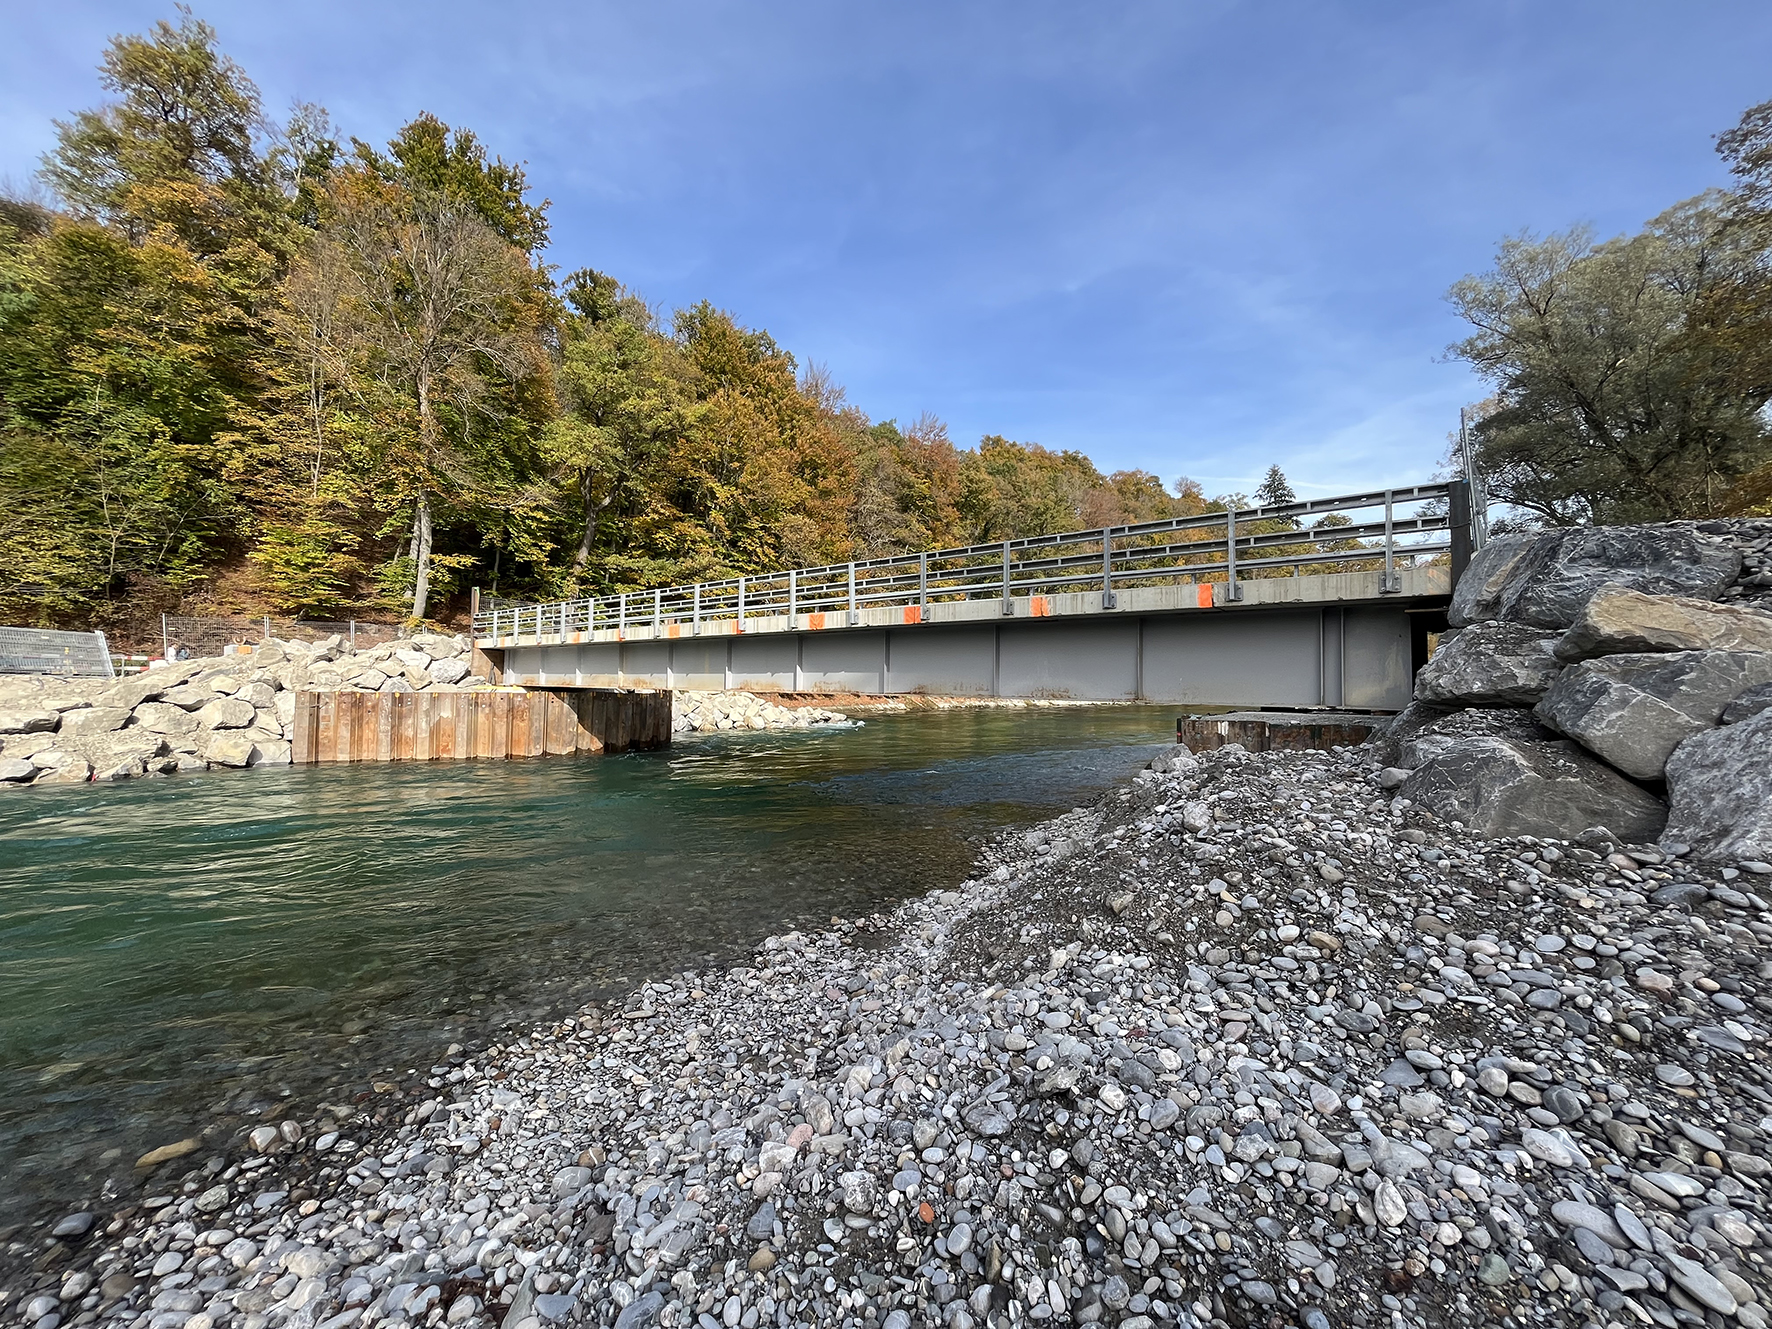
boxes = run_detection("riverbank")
[9,735,1769,1329]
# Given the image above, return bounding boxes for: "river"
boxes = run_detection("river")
[0,704,1174,1226]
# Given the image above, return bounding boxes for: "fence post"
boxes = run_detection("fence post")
[847,562,857,626]
[1001,541,1013,615]
[349,620,356,649]
[263,614,271,641]
[161,613,169,662]
[619,593,627,636]
[692,583,701,636]
[789,569,798,626]
[1101,529,1117,609]
[737,576,746,633]
[919,552,928,615]
[1225,507,1242,602]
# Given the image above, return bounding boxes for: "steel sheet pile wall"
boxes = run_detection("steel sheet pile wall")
[290,688,670,763]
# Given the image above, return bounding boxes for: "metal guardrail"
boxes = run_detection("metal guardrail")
[474,482,1460,642]
[0,627,115,677]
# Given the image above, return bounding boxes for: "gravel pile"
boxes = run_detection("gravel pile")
[7,740,1772,1329]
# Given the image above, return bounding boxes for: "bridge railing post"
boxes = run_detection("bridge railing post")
[1001,541,1013,614]
[1225,507,1242,601]
[789,569,798,626]
[1101,528,1116,609]
[919,552,928,615]
[1381,489,1399,593]
[654,588,662,635]
[737,575,746,632]
[693,582,701,635]
[619,592,626,637]
[847,561,858,626]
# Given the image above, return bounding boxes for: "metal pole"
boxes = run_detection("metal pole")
[919,552,928,614]
[693,583,701,635]
[1001,541,1013,615]
[161,613,168,662]
[1225,507,1241,601]
[1448,479,1474,588]
[264,614,271,641]
[1101,528,1116,609]
[737,576,746,632]
[349,620,356,649]
[847,562,856,625]
[1382,489,1396,593]
[789,569,798,625]
[654,588,662,635]
[619,593,626,636]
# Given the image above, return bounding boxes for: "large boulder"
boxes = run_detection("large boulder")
[1399,735,1666,842]
[1663,710,1772,862]
[70,729,167,781]
[131,701,200,737]
[197,696,256,730]
[1555,586,1772,662]
[60,706,130,737]
[0,757,35,783]
[203,733,258,767]
[1535,650,1772,780]
[1449,527,1741,628]
[160,683,219,711]
[427,657,471,685]
[0,709,59,735]
[1414,623,1562,706]
[1390,706,1554,770]
[96,659,205,711]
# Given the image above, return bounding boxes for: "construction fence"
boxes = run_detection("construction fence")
[160,615,405,661]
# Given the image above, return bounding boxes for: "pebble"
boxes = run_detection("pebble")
[11,737,1771,1329]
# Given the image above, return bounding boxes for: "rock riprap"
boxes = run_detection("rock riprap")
[673,692,848,734]
[0,633,489,787]
[7,741,1772,1329]
[1382,517,1772,854]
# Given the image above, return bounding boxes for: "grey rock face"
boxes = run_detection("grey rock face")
[1721,682,1772,725]
[1399,735,1666,842]
[1414,623,1562,706]
[1555,586,1772,662]
[1391,706,1553,770]
[1535,650,1772,780]
[1663,709,1772,861]
[1450,527,1741,629]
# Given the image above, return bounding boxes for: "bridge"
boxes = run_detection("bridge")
[471,481,1475,710]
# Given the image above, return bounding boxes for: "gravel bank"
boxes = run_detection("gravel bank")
[8,739,1772,1329]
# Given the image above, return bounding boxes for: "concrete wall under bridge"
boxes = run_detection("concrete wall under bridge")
[482,568,1451,709]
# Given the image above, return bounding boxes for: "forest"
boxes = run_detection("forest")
[5,16,1768,637]
[0,14,1239,636]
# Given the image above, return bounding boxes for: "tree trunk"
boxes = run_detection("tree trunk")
[413,364,436,620]
[569,471,607,575]
[411,490,434,621]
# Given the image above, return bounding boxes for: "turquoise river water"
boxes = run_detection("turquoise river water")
[0,705,1175,1226]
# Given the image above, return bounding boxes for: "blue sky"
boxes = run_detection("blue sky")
[3,1,1769,498]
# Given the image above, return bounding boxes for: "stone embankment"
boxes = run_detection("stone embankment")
[672,693,849,735]
[1378,519,1772,863]
[0,634,487,786]
[11,737,1772,1329]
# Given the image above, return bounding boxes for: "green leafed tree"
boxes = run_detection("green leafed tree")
[1447,193,1772,524]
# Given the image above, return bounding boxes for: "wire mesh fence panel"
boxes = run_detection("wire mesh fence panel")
[160,615,406,659]
[0,627,115,677]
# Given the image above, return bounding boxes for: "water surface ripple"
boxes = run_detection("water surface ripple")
[0,705,1172,1223]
